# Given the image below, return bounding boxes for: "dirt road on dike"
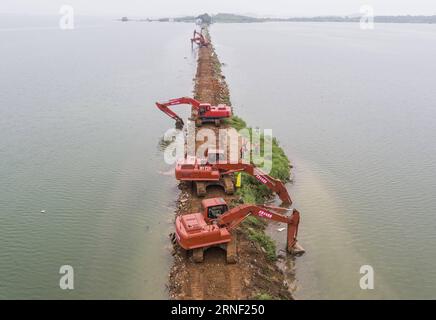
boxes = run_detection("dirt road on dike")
[167,33,294,300]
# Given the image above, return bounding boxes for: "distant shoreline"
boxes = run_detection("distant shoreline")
[119,13,436,24]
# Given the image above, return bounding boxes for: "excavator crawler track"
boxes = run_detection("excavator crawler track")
[193,248,204,263]
[226,235,237,264]
[196,182,207,197]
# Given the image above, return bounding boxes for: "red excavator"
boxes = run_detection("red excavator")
[155,97,232,128]
[174,197,303,263]
[191,30,208,47]
[175,150,292,204]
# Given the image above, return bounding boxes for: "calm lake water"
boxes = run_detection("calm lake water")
[212,22,436,299]
[0,16,195,299]
[1,17,435,300]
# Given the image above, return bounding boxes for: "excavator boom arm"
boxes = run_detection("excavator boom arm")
[217,204,300,252]
[155,97,201,126]
[216,163,292,204]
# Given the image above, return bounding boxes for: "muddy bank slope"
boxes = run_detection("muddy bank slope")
[167,31,294,300]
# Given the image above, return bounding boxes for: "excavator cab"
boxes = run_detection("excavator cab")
[206,148,225,164]
[201,198,229,222]
[198,103,211,115]
[207,205,228,220]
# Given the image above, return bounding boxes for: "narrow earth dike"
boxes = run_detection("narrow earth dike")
[167,29,295,300]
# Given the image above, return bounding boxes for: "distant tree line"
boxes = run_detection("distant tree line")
[126,13,436,24]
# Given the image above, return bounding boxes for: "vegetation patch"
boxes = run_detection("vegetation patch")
[245,227,277,261]
[224,115,246,131]
[254,293,275,300]
[212,40,291,266]
[242,215,267,228]
[227,116,291,204]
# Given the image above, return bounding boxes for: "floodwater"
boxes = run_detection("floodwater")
[212,22,436,299]
[2,16,435,300]
[0,16,196,299]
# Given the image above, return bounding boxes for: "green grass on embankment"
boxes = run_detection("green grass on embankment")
[254,293,275,300]
[246,226,277,261]
[224,115,292,262]
[241,217,277,262]
[213,43,292,264]
[224,115,292,204]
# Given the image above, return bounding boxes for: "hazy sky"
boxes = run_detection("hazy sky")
[1,0,436,17]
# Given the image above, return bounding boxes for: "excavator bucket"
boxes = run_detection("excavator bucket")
[252,168,292,205]
[175,119,184,129]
